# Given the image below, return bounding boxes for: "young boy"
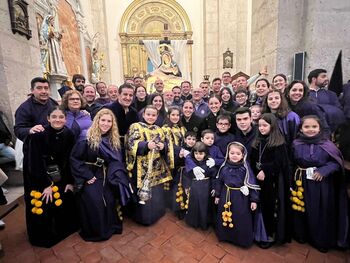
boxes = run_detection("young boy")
[250,104,262,126]
[214,115,235,156]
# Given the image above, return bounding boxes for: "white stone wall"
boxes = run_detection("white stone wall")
[0,0,41,124]
[250,0,278,80]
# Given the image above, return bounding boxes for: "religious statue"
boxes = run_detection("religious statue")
[145,42,185,93]
[91,33,106,83]
[156,44,182,77]
[40,11,67,78]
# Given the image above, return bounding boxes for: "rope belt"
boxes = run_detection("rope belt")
[84,159,107,207]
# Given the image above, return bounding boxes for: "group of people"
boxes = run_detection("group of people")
[12,68,350,253]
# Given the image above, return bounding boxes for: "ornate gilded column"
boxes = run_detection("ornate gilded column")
[120,33,129,78]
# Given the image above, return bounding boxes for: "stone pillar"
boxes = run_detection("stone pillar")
[77,15,89,79]
[49,73,67,100]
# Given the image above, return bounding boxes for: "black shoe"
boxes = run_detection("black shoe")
[258,241,272,249]
[316,246,328,253]
[295,237,306,244]
[0,197,7,206]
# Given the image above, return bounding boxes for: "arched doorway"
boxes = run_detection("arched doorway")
[119,0,193,80]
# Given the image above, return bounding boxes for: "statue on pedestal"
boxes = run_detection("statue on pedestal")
[39,10,67,78]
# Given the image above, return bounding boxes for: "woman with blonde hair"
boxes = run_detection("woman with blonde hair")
[70,108,132,241]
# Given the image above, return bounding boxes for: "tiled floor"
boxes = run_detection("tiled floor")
[0,198,349,263]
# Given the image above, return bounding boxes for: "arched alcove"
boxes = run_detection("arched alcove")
[119,0,193,78]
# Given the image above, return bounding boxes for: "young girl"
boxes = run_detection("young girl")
[250,113,291,248]
[220,87,239,113]
[292,115,348,252]
[184,142,217,229]
[162,107,187,213]
[263,89,300,147]
[70,108,131,241]
[139,93,166,126]
[126,105,172,225]
[215,142,260,247]
[24,106,78,247]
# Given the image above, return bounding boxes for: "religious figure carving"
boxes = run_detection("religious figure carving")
[91,33,106,83]
[156,44,182,77]
[39,10,67,78]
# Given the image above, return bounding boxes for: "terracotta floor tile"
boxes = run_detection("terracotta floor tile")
[0,203,348,263]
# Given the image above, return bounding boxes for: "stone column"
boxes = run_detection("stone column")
[49,73,66,100]
[77,15,89,79]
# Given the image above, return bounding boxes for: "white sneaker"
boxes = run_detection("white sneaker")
[1,187,8,194]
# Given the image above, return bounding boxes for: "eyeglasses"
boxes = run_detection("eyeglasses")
[68,98,81,101]
[217,122,230,126]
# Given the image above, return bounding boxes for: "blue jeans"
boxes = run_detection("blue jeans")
[0,143,15,165]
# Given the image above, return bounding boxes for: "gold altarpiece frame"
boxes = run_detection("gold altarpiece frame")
[119,0,193,84]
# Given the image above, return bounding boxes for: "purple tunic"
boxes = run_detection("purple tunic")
[215,162,259,247]
[309,89,345,132]
[292,138,348,249]
[277,111,300,147]
[214,131,236,156]
[70,139,128,241]
[65,111,92,141]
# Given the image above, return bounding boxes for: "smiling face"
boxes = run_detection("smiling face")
[118,87,134,108]
[182,101,194,118]
[300,118,320,137]
[169,109,180,124]
[267,91,282,110]
[152,95,163,111]
[221,89,231,102]
[32,82,50,103]
[68,93,82,111]
[212,80,221,93]
[48,109,66,130]
[258,118,271,135]
[184,135,196,148]
[135,86,147,101]
[208,97,222,114]
[236,112,252,133]
[256,80,269,97]
[143,107,158,125]
[98,113,113,134]
[288,83,304,103]
[235,92,248,106]
[83,86,96,103]
[228,145,244,163]
[216,119,231,133]
[273,76,287,91]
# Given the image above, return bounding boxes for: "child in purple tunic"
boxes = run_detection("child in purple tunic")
[215,142,260,247]
[184,142,217,230]
[250,113,291,248]
[292,115,348,252]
